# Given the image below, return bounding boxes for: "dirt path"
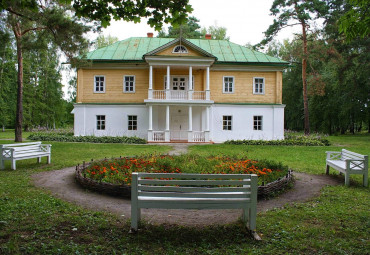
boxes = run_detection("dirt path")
[32,144,341,226]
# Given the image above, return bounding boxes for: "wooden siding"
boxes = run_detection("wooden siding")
[76,67,283,104]
[156,46,203,57]
[209,71,282,104]
[76,69,148,103]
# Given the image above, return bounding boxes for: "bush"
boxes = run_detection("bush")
[225,136,330,146]
[28,132,146,144]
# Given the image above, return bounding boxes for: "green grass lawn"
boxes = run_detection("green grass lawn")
[0,133,369,254]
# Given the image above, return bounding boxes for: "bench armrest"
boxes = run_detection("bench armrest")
[1,148,15,159]
[345,159,366,170]
[326,151,341,160]
[40,144,52,152]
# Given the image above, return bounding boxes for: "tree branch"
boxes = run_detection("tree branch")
[21,26,48,36]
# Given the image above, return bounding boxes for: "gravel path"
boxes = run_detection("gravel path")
[32,144,341,226]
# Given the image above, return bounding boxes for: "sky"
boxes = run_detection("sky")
[63,0,302,98]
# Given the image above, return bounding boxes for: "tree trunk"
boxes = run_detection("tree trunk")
[2,125,4,132]
[14,23,23,142]
[301,21,310,135]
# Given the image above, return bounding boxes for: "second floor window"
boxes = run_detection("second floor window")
[96,115,105,130]
[94,76,105,93]
[253,77,265,94]
[223,116,232,130]
[124,75,135,93]
[128,115,137,130]
[223,76,234,93]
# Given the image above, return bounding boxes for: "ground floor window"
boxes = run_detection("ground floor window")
[128,115,137,130]
[96,115,105,130]
[223,115,232,130]
[253,116,263,130]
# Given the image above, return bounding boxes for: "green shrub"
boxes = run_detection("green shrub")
[225,137,330,146]
[28,132,146,144]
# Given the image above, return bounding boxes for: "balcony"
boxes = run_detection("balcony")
[146,89,211,102]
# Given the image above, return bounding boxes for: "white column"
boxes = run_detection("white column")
[148,65,153,99]
[188,105,193,142]
[165,105,170,131]
[166,66,170,90]
[148,105,153,130]
[206,106,210,131]
[189,66,193,90]
[165,105,170,142]
[206,67,210,100]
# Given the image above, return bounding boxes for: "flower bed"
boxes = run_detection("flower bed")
[75,155,293,198]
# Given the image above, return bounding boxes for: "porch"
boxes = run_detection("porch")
[147,105,211,143]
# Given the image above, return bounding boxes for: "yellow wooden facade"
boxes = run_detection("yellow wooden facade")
[76,67,283,104]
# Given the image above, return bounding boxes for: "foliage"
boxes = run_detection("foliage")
[338,0,370,42]
[200,24,230,40]
[71,0,193,29]
[93,34,119,50]
[27,132,146,144]
[83,155,289,185]
[225,137,330,146]
[157,16,203,39]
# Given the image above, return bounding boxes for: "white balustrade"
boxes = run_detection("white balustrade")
[193,131,205,142]
[151,90,208,100]
[153,131,165,142]
[192,91,205,100]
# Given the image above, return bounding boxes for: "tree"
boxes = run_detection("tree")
[258,0,328,135]
[72,0,193,29]
[158,16,203,39]
[339,0,370,42]
[201,24,230,40]
[1,1,91,141]
[94,34,119,50]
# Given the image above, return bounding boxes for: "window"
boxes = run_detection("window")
[94,76,105,93]
[253,77,265,94]
[128,115,137,130]
[223,76,234,93]
[124,75,135,93]
[253,116,263,130]
[223,116,232,130]
[96,115,105,130]
[173,45,188,53]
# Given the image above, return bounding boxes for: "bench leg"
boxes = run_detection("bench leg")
[47,155,51,164]
[363,172,368,187]
[249,207,257,232]
[242,208,249,227]
[11,160,16,170]
[130,208,141,233]
[344,172,350,186]
[326,165,330,175]
[0,159,4,170]
[37,157,41,163]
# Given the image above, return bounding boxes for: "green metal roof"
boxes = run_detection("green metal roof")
[85,37,288,65]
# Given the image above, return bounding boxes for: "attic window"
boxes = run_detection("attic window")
[173,45,188,53]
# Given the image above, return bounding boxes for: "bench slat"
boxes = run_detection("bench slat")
[138,200,250,210]
[138,185,250,193]
[138,179,251,186]
[137,173,252,179]
[138,191,251,198]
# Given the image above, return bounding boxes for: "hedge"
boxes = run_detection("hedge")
[224,137,330,146]
[28,133,147,144]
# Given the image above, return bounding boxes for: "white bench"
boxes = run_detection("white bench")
[326,149,368,187]
[130,172,259,239]
[0,142,52,170]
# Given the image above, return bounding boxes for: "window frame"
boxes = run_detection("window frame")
[172,45,188,54]
[253,77,265,95]
[253,115,263,131]
[123,75,136,93]
[223,76,235,94]
[94,75,106,93]
[222,115,233,131]
[127,115,138,131]
[164,75,194,90]
[96,115,106,130]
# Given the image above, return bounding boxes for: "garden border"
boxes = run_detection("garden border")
[75,159,294,199]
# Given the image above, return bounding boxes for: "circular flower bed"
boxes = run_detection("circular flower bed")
[75,155,293,198]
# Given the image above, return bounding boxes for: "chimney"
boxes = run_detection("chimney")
[205,34,212,40]
[147,32,154,38]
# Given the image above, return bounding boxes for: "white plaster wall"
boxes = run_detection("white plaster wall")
[73,104,148,138]
[210,104,285,143]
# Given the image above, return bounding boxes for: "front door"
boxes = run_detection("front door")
[170,115,188,140]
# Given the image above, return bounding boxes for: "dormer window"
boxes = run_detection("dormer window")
[173,45,188,53]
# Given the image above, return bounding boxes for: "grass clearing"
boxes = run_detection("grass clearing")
[0,134,369,254]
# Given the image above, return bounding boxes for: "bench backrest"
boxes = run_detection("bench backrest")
[1,142,43,157]
[341,149,366,161]
[133,173,258,200]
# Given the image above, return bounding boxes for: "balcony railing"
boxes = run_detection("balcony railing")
[149,90,209,101]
